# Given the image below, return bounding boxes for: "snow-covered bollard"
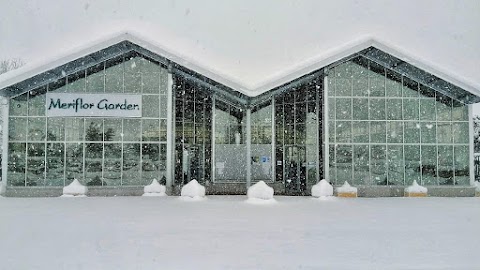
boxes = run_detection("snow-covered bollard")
[143,179,166,197]
[475,181,480,197]
[181,179,206,199]
[404,180,427,197]
[62,179,88,197]
[247,181,274,200]
[311,179,333,198]
[246,181,275,203]
[336,181,358,198]
[0,180,5,196]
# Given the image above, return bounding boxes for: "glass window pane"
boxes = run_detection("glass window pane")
[65,118,84,141]
[369,63,385,97]
[46,143,65,186]
[438,146,454,185]
[353,145,369,185]
[421,122,436,144]
[404,121,420,143]
[104,119,122,141]
[370,99,385,120]
[159,68,168,95]
[452,122,469,144]
[85,143,104,186]
[9,117,27,141]
[27,143,45,186]
[437,122,452,144]
[454,146,469,185]
[352,98,368,120]
[403,77,418,97]
[421,145,437,185]
[142,74,160,94]
[405,145,421,184]
[105,58,124,93]
[370,121,386,143]
[104,143,122,186]
[10,94,27,116]
[335,145,352,184]
[335,121,351,143]
[142,143,160,185]
[8,143,26,186]
[386,99,402,120]
[452,101,468,121]
[328,98,335,119]
[403,99,419,120]
[420,98,436,121]
[28,117,46,141]
[85,64,105,93]
[124,73,142,93]
[123,119,141,141]
[65,143,84,184]
[335,98,351,120]
[371,145,387,185]
[28,87,46,116]
[67,72,85,93]
[336,78,352,96]
[142,119,160,142]
[160,95,167,118]
[385,71,402,97]
[387,145,404,185]
[142,95,159,118]
[436,94,452,121]
[387,121,403,143]
[329,145,336,184]
[47,118,65,141]
[85,119,103,141]
[352,121,368,143]
[122,143,140,185]
[351,57,369,96]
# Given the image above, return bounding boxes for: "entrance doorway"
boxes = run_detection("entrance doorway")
[181,145,204,184]
[284,145,307,194]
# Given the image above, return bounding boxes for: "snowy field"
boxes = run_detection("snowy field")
[0,196,479,270]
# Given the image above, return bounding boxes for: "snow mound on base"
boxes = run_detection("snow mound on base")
[405,180,427,193]
[247,181,274,200]
[181,179,205,198]
[311,179,333,197]
[336,181,357,193]
[62,179,88,196]
[0,181,5,196]
[143,179,166,196]
[474,181,480,192]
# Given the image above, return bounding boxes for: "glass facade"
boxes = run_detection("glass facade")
[3,47,473,192]
[7,52,168,186]
[327,57,470,186]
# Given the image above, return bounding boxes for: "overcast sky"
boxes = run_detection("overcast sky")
[1,0,479,112]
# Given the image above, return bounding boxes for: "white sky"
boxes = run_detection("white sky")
[0,0,479,111]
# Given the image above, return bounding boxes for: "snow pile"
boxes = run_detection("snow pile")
[311,179,333,197]
[337,181,357,193]
[180,179,205,199]
[247,181,274,200]
[142,179,166,197]
[61,179,88,197]
[0,180,5,196]
[404,180,427,194]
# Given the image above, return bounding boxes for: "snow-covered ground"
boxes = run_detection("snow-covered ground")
[0,196,478,269]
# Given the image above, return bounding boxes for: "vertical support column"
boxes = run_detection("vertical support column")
[271,97,276,182]
[1,97,9,187]
[468,104,475,185]
[323,73,329,182]
[211,96,216,183]
[166,71,174,191]
[246,107,252,188]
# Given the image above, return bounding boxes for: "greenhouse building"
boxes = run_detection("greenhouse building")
[0,33,478,197]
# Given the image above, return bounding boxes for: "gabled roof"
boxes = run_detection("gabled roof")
[0,31,479,103]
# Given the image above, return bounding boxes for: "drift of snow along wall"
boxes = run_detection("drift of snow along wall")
[0,34,476,196]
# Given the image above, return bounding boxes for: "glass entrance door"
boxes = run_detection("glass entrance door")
[181,145,204,184]
[284,145,306,193]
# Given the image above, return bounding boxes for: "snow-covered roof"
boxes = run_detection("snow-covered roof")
[0,31,479,102]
